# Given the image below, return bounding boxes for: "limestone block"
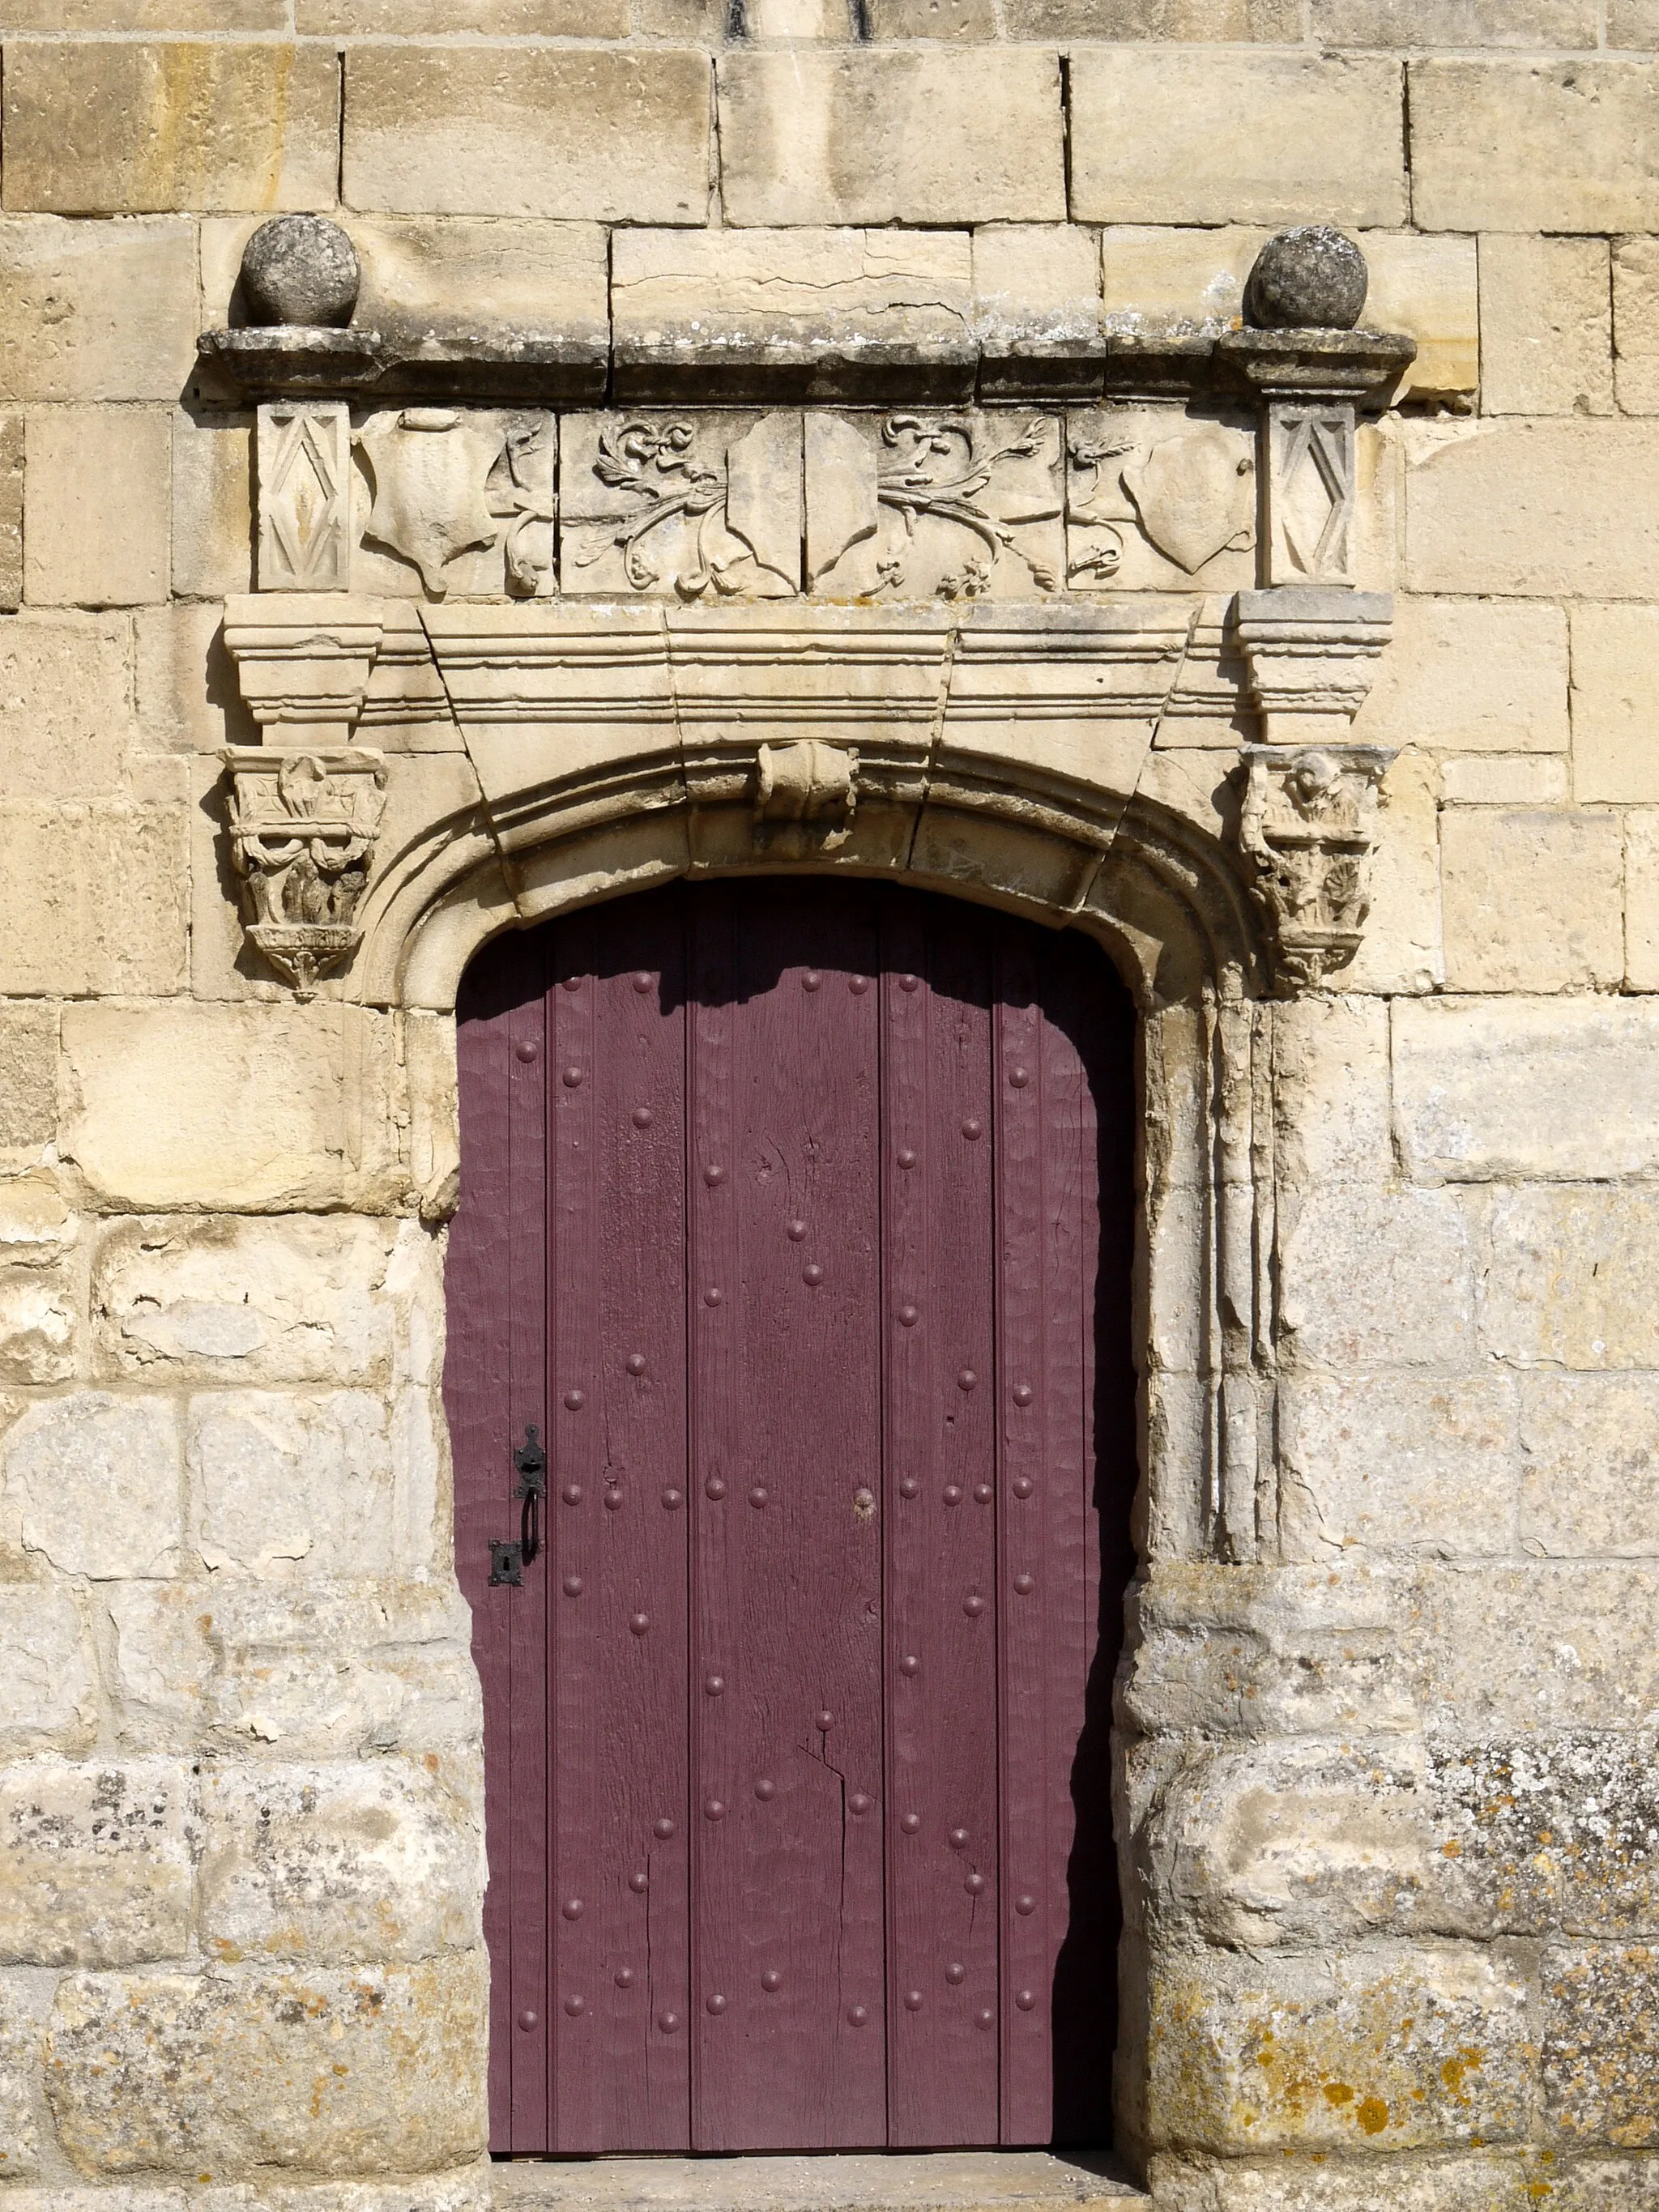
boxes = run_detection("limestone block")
[0,803,189,997]
[304,0,619,27]
[1569,603,1659,805]
[1396,999,1659,1185]
[0,1007,57,1166]
[1482,1186,1659,1370]
[0,1272,75,1386]
[1098,227,1477,405]
[1480,235,1613,419]
[0,1758,193,1967]
[0,1392,182,1579]
[134,601,257,757]
[1001,0,1299,28]
[188,1390,394,1580]
[108,1579,481,1758]
[0,1981,39,2180]
[1419,1562,1659,1734]
[45,1954,488,2174]
[1441,754,1568,805]
[93,1216,397,1385]
[1410,60,1659,232]
[0,217,197,404]
[1405,420,1659,597]
[1313,0,1597,38]
[0,1174,76,1268]
[1068,53,1406,228]
[1271,995,1392,1188]
[60,1004,394,1213]
[24,410,170,608]
[1520,1374,1659,1561]
[718,51,1064,227]
[1123,1563,1421,1740]
[198,1759,480,1965]
[1614,0,1659,38]
[172,414,253,601]
[353,216,608,373]
[342,49,710,221]
[1614,236,1659,414]
[0,416,22,616]
[1280,1375,1519,1563]
[1440,808,1623,992]
[5,45,337,216]
[1628,808,1659,991]
[612,228,975,394]
[1543,1943,1659,2145]
[6,0,282,23]
[0,1583,97,1755]
[1277,1186,1476,1370]
[1341,747,1444,995]
[1146,1941,1530,2154]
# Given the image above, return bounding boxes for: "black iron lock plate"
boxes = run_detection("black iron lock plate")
[489,1539,525,1588]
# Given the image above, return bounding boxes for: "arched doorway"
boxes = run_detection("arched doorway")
[446,875,1137,2159]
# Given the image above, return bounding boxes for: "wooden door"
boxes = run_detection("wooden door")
[447,879,1135,2156]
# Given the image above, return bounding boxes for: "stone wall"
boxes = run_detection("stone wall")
[0,6,1658,2210]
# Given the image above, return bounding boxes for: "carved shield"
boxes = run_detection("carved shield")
[1121,424,1256,576]
[357,409,502,595]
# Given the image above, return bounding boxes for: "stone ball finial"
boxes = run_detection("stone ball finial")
[240,215,360,330]
[1243,225,1368,331]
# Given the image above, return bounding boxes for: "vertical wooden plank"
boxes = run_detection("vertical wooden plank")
[690,881,886,2151]
[548,893,693,2152]
[446,937,523,2153]
[882,892,1000,2146]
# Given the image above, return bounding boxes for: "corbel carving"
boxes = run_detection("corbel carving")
[753,739,859,854]
[1237,743,1393,993]
[223,593,384,748]
[223,747,389,998]
[1234,587,1393,748]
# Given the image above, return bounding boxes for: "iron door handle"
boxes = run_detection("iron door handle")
[489,1423,548,1586]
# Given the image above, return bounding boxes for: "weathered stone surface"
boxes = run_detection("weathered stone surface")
[1396,998,1659,1184]
[0,1583,97,1756]
[0,1272,75,1385]
[1479,233,1613,418]
[1569,603,1659,805]
[1614,235,1659,414]
[0,1174,77,1268]
[1543,1943,1659,2146]
[1420,1564,1659,1735]
[0,1392,182,1579]
[188,1390,394,1579]
[24,409,170,607]
[60,1004,394,1213]
[198,1759,480,1964]
[613,228,975,389]
[45,1954,488,2174]
[1482,1186,1659,1370]
[1277,1187,1475,1370]
[1410,59,1659,232]
[1123,1565,1420,1741]
[1003,0,1298,26]
[0,1759,193,1967]
[0,615,136,799]
[343,49,710,221]
[108,1579,481,1758]
[973,223,1102,381]
[0,803,189,998]
[93,1216,398,1384]
[719,51,1064,226]
[1440,754,1568,806]
[172,415,254,601]
[1406,420,1659,597]
[134,600,254,757]
[0,1980,39,2180]
[242,214,360,330]
[1279,1375,1518,1563]
[1315,0,1596,38]
[1349,594,1563,755]
[307,0,620,26]
[3,44,340,216]
[1627,808,1659,991]
[1244,224,1368,331]
[1520,1374,1659,1561]
[0,1007,56,1166]
[1146,1942,1530,2154]
[1271,995,1392,1189]
[0,415,22,616]
[1439,808,1623,993]
[1068,53,1406,227]
[350,215,609,369]
[0,216,197,403]
[1345,745,1444,995]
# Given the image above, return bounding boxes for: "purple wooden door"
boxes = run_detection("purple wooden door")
[448,880,1134,2156]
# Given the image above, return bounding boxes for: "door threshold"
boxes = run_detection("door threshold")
[489,2148,1149,2212]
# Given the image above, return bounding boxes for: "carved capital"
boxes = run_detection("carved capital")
[1236,741,1394,993]
[222,746,388,998]
[1235,586,1392,748]
[224,592,384,748]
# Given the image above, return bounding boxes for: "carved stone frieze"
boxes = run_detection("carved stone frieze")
[222,746,389,997]
[1236,742,1393,993]
[560,412,800,599]
[1065,407,1256,590]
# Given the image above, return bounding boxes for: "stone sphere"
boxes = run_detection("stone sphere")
[240,215,360,329]
[1243,225,1368,331]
